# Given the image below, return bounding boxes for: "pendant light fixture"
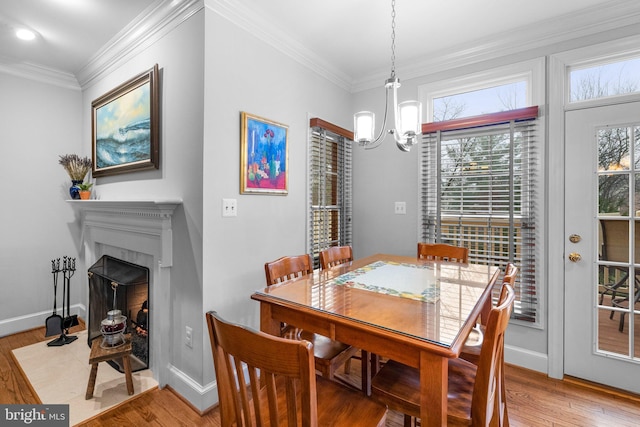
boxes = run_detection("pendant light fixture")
[354,0,422,152]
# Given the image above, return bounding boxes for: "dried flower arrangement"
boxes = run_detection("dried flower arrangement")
[59,154,92,181]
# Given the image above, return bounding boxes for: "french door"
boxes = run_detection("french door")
[564,101,640,392]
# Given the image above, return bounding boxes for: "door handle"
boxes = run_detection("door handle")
[568,252,582,262]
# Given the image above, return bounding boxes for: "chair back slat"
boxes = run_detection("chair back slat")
[206,311,317,426]
[479,263,518,326]
[472,284,515,426]
[417,243,469,263]
[265,254,313,285]
[319,246,353,269]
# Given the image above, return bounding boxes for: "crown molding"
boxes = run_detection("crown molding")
[207,0,353,92]
[76,0,203,89]
[352,0,640,92]
[0,58,80,90]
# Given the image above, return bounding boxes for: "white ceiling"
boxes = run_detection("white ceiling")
[0,0,637,86]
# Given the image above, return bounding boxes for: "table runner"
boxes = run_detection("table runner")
[329,260,440,302]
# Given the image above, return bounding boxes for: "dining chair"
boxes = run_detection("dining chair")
[319,245,353,269]
[465,263,519,345]
[319,245,378,393]
[264,254,359,387]
[370,284,515,427]
[417,243,469,263]
[206,311,388,427]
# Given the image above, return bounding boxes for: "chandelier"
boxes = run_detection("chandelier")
[353,0,422,152]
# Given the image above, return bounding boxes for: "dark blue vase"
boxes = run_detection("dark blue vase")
[70,180,83,200]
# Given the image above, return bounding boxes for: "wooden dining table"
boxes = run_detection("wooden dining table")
[251,253,500,427]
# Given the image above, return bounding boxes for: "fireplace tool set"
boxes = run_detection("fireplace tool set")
[46,256,80,346]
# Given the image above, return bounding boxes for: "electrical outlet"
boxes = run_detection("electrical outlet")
[185,326,193,348]
[222,198,237,217]
[394,201,406,215]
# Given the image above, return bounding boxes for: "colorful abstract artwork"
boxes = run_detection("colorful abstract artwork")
[240,112,288,194]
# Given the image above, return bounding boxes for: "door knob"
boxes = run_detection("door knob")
[568,252,582,262]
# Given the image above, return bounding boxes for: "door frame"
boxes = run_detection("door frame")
[548,35,640,380]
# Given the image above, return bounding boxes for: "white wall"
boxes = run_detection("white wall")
[80,10,205,395]
[0,74,83,336]
[201,3,353,400]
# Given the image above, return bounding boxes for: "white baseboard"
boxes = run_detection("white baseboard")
[505,344,549,374]
[167,364,218,413]
[0,304,86,338]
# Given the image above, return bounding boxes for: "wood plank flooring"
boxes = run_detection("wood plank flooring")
[2,322,640,426]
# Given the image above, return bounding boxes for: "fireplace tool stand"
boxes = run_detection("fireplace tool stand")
[48,256,79,347]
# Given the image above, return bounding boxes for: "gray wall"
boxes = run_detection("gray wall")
[201,7,353,391]
[0,74,83,335]
[80,10,205,392]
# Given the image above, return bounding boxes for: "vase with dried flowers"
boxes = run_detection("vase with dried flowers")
[59,154,92,199]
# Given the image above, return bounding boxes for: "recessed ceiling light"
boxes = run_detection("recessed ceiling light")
[16,29,36,41]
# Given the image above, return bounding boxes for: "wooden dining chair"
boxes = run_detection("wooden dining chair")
[319,245,353,269]
[458,263,517,427]
[417,243,469,263]
[319,245,379,393]
[206,311,388,427]
[370,284,515,427]
[264,254,359,387]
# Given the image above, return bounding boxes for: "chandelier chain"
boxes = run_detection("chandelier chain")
[390,0,396,78]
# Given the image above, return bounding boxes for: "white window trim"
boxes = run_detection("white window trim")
[417,57,546,331]
[418,57,545,123]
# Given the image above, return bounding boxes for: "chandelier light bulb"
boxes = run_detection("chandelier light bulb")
[354,112,375,145]
[16,28,36,41]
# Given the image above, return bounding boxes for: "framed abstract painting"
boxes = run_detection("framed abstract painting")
[91,64,159,177]
[240,112,289,195]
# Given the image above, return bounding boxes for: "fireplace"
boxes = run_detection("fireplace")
[71,199,181,387]
[88,255,149,372]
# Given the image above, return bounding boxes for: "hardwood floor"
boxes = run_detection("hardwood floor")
[3,323,640,426]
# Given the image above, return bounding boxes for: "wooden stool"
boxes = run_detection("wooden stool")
[85,336,134,399]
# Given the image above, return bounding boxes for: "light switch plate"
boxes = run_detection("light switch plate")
[395,201,406,215]
[222,198,237,217]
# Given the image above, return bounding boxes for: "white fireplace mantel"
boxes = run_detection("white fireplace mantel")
[68,199,182,387]
[68,199,182,267]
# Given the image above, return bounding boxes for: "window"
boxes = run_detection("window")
[569,55,640,103]
[433,81,527,121]
[308,119,353,268]
[419,59,544,324]
[421,110,539,322]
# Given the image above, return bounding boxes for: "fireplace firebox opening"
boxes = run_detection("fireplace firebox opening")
[88,255,149,373]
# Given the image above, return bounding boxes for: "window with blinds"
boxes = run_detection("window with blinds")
[308,119,353,268]
[420,108,539,322]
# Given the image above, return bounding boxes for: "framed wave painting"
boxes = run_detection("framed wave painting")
[91,64,159,177]
[240,112,289,195]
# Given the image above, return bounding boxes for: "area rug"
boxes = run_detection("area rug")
[11,330,158,426]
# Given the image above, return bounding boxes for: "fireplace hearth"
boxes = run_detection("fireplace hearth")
[88,255,149,372]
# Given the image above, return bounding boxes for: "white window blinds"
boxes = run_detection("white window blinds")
[420,108,539,322]
[308,119,353,269]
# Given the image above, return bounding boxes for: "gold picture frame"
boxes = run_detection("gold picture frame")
[240,112,288,195]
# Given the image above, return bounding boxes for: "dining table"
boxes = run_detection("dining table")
[251,253,500,427]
